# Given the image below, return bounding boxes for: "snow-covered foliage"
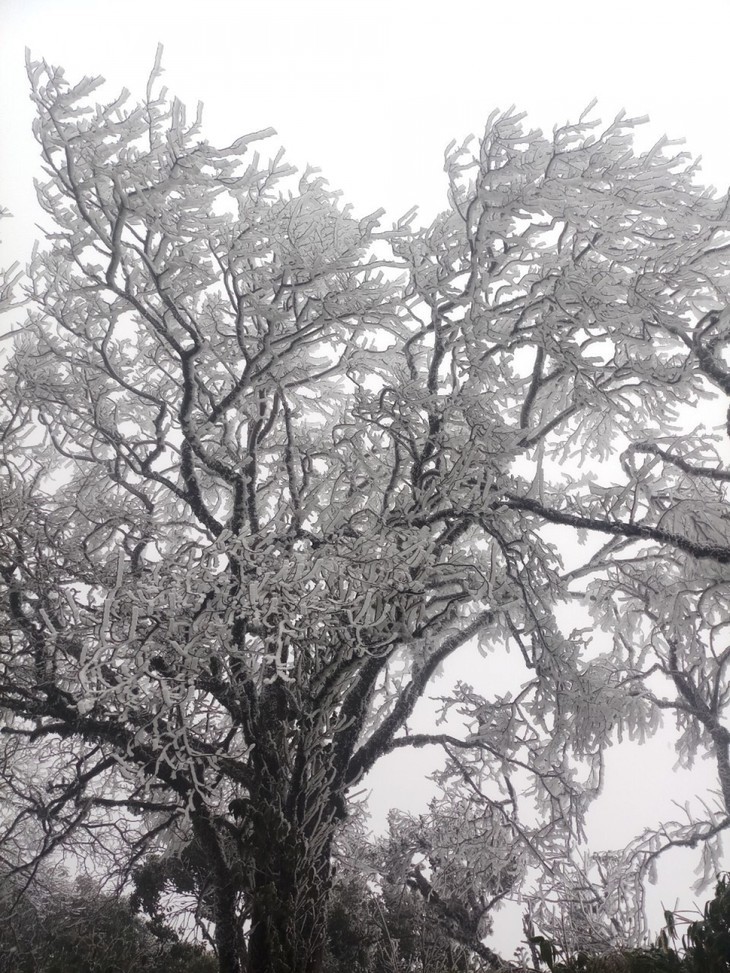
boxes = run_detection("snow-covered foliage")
[4,50,730,973]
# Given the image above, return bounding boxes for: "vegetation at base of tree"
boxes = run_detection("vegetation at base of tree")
[5,865,730,973]
[323,876,479,973]
[0,868,217,973]
[325,872,730,973]
[526,875,730,973]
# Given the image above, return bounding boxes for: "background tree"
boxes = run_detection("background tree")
[323,873,483,973]
[0,864,217,973]
[5,50,730,973]
[523,874,730,972]
[567,469,730,886]
[526,851,650,961]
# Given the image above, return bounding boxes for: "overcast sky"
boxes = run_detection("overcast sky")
[2,0,729,955]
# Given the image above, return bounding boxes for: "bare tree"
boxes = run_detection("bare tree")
[4,50,730,973]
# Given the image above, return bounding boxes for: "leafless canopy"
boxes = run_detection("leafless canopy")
[4,51,730,973]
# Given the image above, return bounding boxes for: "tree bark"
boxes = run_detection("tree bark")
[247,820,332,973]
[192,815,244,973]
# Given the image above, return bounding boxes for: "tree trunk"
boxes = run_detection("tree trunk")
[192,815,245,973]
[213,878,245,973]
[247,814,332,973]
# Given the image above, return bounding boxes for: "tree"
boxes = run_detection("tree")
[523,873,730,973]
[323,872,482,973]
[568,480,730,886]
[4,49,730,973]
[0,863,218,973]
[525,851,650,961]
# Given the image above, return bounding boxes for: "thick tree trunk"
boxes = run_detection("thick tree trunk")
[246,815,332,973]
[248,885,328,973]
[241,683,342,973]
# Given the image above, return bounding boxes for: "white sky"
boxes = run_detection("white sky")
[2,0,729,958]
